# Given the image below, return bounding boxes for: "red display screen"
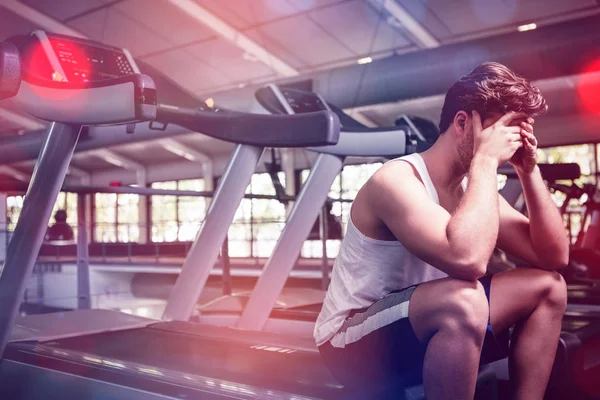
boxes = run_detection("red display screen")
[49,37,135,82]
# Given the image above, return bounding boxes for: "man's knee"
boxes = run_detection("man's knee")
[440,280,489,342]
[538,271,567,313]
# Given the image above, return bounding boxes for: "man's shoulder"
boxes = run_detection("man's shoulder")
[368,159,422,193]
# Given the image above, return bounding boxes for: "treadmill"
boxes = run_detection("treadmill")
[0,32,361,400]
[194,84,432,335]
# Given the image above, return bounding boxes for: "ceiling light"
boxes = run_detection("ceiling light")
[357,57,373,65]
[242,51,259,62]
[205,97,215,108]
[103,156,126,168]
[518,23,537,32]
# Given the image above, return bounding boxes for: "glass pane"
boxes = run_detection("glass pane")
[152,181,177,190]
[178,222,201,241]
[94,194,117,242]
[248,173,276,195]
[178,197,206,222]
[340,163,382,199]
[233,199,253,222]
[6,195,24,231]
[117,194,140,224]
[178,179,205,191]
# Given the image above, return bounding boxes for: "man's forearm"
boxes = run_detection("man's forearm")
[519,165,569,268]
[447,155,500,268]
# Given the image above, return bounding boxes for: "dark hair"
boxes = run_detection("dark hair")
[438,62,547,133]
[55,209,67,222]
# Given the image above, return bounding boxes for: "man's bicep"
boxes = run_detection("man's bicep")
[374,179,456,269]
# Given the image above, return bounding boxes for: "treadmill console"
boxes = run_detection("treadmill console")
[13,31,139,83]
[259,84,330,115]
[280,88,329,113]
[7,30,156,125]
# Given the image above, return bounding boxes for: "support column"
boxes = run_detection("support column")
[0,193,6,263]
[80,174,93,244]
[281,149,296,214]
[137,168,148,243]
[202,161,214,212]
[0,123,82,358]
[77,194,91,309]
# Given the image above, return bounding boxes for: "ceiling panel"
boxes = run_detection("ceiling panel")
[115,0,216,49]
[196,0,299,30]
[285,0,346,12]
[71,154,116,170]
[426,0,598,37]
[0,5,42,38]
[177,134,235,156]
[115,143,183,164]
[394,0,452,40]
[142,49,231,93]
[310,0,413,56]
[245,15,354,67]
[19,0,106,22]
[67,8,172,56]
[184,38,276,82]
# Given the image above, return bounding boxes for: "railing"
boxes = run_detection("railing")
[0,219,344,265]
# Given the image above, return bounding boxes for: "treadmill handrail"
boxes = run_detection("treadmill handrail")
[154,104,340,148]
[307,127,412,157]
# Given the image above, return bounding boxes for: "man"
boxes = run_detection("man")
[314,62,569,400]
[45,210,74,242]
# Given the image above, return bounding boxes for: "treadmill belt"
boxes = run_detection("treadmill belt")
[43,327,343,399]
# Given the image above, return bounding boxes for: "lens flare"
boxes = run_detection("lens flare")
[577,59,600,115]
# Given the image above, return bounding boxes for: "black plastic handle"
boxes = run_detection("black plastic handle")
[155,104,340,148]
[0,42,21,100]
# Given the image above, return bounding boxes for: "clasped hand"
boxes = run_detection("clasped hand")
[472,110,538,174]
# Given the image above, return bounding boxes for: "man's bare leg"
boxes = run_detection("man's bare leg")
[409,278,489,400]
[488,268,567,400]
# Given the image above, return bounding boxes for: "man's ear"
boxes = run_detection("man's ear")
[453,111,469,137]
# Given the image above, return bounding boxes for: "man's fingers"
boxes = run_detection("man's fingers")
[520,122,533,134]
[520,129,537,144]
[496,111,529,126]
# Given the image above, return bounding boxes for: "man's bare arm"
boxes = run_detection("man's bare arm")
[497,118,569,270]
[372,111,525,280]
[372,154,499,280]
[519,166,569,268]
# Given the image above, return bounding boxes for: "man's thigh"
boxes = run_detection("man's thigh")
[408,277,486,343]
[487,267,565,334]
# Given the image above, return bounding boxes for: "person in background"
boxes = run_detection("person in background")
[45,210,74,241]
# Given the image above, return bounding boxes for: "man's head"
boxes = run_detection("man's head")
[54,209,67,223]
[438,62,547,168]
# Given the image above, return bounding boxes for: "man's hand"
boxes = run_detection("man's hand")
[472,110,526,167]
[510,117,538,174]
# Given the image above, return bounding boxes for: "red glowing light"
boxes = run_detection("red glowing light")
[577,59,600,116]
[22,39,92,109]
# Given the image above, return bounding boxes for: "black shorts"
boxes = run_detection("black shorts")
[318,274,509,388]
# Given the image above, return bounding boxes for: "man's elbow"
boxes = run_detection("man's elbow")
[452,256,487,281]
[538,251,569,271]
[547,254,569,271]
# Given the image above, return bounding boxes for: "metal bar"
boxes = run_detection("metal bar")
[237,153,344,330]
[162,144,264,321]
[320,205,329,291]
[221,235,231,296]
[0,182,355,203]
[0,123,82,357]
[76,194,91,309]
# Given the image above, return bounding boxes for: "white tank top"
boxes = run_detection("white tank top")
[314,153,448,346]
